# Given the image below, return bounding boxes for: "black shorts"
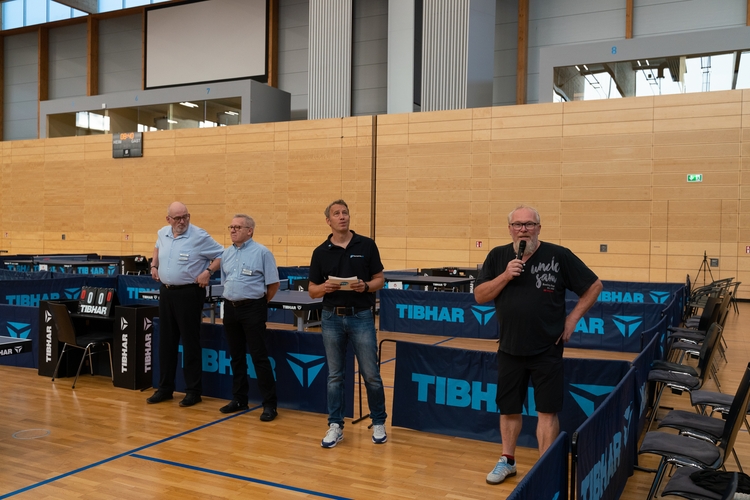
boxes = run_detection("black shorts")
[496,343,564,415]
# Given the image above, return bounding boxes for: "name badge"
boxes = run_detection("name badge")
[179,253,189,262]
[241,268,254,276]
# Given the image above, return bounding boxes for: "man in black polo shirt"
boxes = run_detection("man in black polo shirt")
[309,199,387,448]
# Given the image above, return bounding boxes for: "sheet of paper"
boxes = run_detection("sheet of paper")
[329,276,359,291]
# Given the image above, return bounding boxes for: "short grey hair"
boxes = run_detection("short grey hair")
[324,199,349,218]
[233,214,255,230]
[507,205,540,224]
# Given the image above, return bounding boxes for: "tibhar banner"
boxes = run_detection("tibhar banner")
[565,301,667,353]
[566,281,684,304]
[151,322,354,415]
[392,341,630,447]
[574,368,637,500]
[379,289,499,339]
[0,277,87,306]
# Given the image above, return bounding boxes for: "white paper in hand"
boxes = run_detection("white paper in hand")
[329,276,358,291]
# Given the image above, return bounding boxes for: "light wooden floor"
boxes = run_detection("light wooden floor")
[0,305,746,499]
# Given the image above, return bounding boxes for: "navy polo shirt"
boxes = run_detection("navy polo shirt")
[309,231,384,308]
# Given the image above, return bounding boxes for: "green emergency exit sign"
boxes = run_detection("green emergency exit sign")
[687,174,703,182]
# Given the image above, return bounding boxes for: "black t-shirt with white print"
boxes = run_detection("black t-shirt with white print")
[475,241,598,356]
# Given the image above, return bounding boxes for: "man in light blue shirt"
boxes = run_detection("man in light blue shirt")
[147,201,223,408]
[220,214,280,421]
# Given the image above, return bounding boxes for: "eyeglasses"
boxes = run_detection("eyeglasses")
[510,222,540,230]
[169,214,190,223]
[228,225,251,231]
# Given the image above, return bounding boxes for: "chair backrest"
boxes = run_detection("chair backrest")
[695,323,723,379]
[47,302,78,345]
[696,296,722,331]
[718,362,750,460]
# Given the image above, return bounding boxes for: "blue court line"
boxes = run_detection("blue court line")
[0,407,256,499]
[130,454,352,500]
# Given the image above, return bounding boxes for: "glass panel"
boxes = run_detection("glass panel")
[555,50,749,102]
[125,0,150,7]
[2,0,24,30]
[737,52,750,90]
[26,0,47,26]
[207,98,242,126]
[49,1,72,22]
[72,8,87,17]
[98,0,123,13]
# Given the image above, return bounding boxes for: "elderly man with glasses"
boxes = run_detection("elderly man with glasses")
[147,201,223,407]
[218,214,280,421]
[474,204,602,486]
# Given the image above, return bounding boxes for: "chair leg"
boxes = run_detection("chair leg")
[73,346,90,389]
[106,342,114,383]
[647,458,668,500]
[51,344,68,382]
[646,384,667,432]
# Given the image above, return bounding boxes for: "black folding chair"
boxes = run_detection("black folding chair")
[646,324,724,431]
[639,362,750,500]
[661,467,739,500]
[49,302,113,389]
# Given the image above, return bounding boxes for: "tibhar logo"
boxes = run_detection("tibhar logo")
[63,288,82,300]
[286,353,326,387]
[612,315,643,337]
[143,318,152,330]
[569,383,616,417]
[580,403,633,500]
[396,304,464,323]
[597,291,644,303]
[470,305,496,326]
[14,345,22,354]
[6,321,31,339]
[45,310,52,323]
[120,317,129,331]
[412,373,500,413]
[649,291,671,304]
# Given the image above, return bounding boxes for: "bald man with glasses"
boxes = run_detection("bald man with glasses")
[219,214,280,421]
[148,201,223,408]
[475,204,602,486]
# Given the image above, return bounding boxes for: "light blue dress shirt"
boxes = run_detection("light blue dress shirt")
[221,239,279,301]
[155,224,223,285]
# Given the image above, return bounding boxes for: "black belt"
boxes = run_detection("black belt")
[323,306,371,316]
[225,297,265,307]
[163,283,199,290]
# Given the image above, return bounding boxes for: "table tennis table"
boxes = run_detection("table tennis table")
[0,336,32,357]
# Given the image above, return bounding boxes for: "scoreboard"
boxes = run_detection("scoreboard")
[112,132,143,158]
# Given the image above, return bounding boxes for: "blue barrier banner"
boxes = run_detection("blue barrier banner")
[151,321,354,415]
[567,281,684,304]
[117,275,160,306]
[0,277,88,306]
[566,301,666,353]
[278,266,310,287]
[392,341,630,447]
[575,368,637,500]
[507,432,569,500]
[379,289,498,339]
[0,304,38,368]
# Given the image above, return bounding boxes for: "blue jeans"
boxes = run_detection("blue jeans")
[321,308,387,427]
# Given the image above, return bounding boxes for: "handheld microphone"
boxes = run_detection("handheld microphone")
[516,240,526,261]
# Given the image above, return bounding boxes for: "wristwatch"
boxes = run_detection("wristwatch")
[205,267,213,276]
[364,282,370,292]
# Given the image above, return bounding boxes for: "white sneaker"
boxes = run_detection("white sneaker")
[372,424,387,444]
[321,423,344,448]
[486,457,517,484]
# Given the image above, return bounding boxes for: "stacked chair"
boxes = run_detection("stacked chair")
[638,362,750,500]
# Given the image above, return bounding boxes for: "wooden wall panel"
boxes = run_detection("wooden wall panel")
[3,91,750,296]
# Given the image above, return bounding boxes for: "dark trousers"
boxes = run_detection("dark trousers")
[158,284,205,395]
[223,298,277,408]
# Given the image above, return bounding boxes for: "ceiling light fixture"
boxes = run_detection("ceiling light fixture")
[225,111,239,116]
[179,102,198,108]
[167,119,178,124]
[583,64,589,71]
